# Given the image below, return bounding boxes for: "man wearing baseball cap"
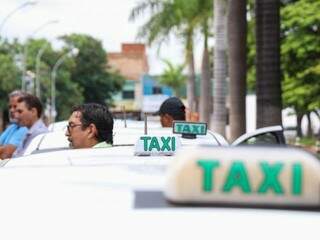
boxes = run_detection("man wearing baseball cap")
[155,97,186,127]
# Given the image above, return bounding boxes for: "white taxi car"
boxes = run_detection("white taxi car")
[0,144,319,240]
[22,120,285,156]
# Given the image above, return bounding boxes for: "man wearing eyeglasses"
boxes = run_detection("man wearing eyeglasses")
[12,94,48,158]
[65,103,113,149]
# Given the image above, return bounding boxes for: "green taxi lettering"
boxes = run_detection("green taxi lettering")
[292,163,302,195]
[161,137,171,151]
[140,136,176,152]
[197,160,220,192]
[182,125,191,133]
[175,124,183,133]
[171,137,176,151]
[222,161,251,193]
[191,125,200,133]
[175,123,206,134]
[258,162,284,194]
[149,137,160,151]
[140,136,151,151]
[196,160,303,196]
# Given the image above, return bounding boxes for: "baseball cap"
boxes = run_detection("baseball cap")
[154,97,185,117]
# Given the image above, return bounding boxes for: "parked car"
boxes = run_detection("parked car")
[0,145,318,240]
[21,122,285,156]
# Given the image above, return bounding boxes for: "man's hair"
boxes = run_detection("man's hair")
[158,97,185,120]
[17,94,43,118]
[71,103,114,144]
[9,90,27,98]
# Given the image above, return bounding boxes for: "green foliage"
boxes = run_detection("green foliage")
[247,0,320,109]
[130,0,213,59]
[246,0,256,92]
[0,40,21,109]
[130,0,180,48]
[299,137,317,146]
[281,0,320,113]
[0,34,124,121]
[22,38,83,120]
[60,34,124,104]
[159,59,186,96]
[0,54,20,109]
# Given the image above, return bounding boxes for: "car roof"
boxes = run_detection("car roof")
[48,119,162,132]
[23,124,223,156]
[0,148,319,239]
[4,145,172,167]
[231,125,283,146]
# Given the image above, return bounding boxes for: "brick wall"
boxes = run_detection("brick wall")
[107,43,149,81]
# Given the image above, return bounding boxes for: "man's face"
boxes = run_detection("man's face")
[9,96,19,121]
[160,113,173,128]
[15,101,37,128]
[65,111,89,148]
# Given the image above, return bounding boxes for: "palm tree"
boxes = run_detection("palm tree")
[255,0,282,128]
[228,0,247,141]
[159,59,186,97]
[130,0,198,113]
[212,0,228,136]
[199,0,213,124]
[130,0,177,48]
[182,25,197,113]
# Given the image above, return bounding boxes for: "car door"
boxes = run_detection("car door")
[231,125,286,146]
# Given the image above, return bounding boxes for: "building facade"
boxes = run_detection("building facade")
[108,43,173,113]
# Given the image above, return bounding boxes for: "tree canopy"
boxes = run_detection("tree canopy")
[0,34,124,121]
[60,34,124,105]
[281,0,320,114]
[159,59,186,97]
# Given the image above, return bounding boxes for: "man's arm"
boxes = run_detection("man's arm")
[0,145,17,160]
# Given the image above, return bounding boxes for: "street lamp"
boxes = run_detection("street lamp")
[35,42,50,98]
[50,48,79,123]
[30,20,59,36]
[34,20,60,98]
[0,1,37,39]
[22,19,59,92]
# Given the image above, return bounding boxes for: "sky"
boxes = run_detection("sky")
[0,0,203,74]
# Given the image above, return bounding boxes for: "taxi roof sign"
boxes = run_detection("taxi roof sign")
[134,135,181,156]
[165,146,320,208]
[173,121,207,139]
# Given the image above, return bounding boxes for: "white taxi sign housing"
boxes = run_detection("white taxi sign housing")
[165,146,320,207]
[134,135,181,156]
[173,121,207,139]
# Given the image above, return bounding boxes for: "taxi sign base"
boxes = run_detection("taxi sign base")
[165,199,320,211]
[181,133,196,139]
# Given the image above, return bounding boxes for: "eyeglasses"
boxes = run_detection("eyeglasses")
[67,123,82,132]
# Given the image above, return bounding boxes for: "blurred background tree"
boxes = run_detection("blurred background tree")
[60,34,124,105]
[0,34,124,123]
[281,0,320,137]
[159,59,186,97]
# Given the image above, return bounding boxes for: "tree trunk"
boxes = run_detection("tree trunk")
[186,29,196,113]
[212,0,228,136]
[200,33,211,124]
[306,112,313,137]
[314,110,320,139]
[296,112,303,138]
[228,0,247,141]
[187,52,196,113]
[255,0,282,128]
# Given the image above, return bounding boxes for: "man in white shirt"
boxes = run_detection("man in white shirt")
[65,103,113,149]
[12,94,48,157]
